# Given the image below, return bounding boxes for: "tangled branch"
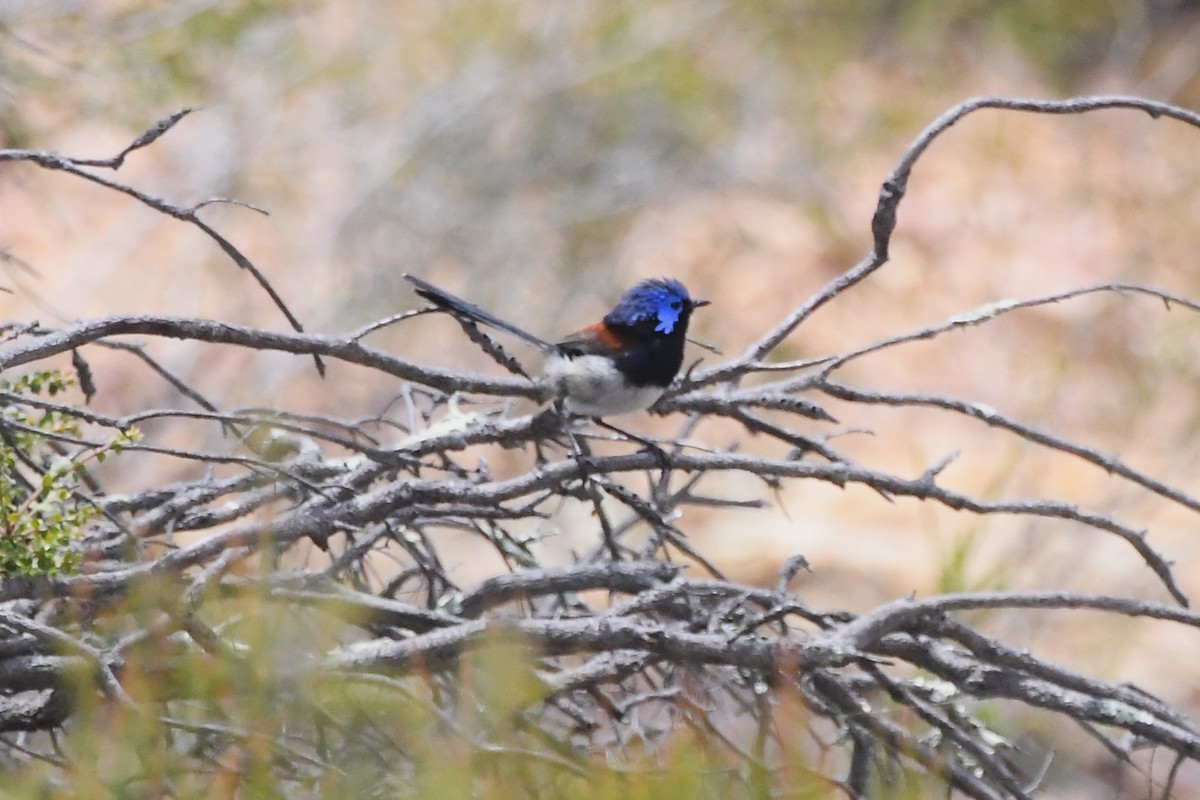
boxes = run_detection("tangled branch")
[2,97,1200,798]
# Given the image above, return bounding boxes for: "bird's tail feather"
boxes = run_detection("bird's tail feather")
[404,274,550,349]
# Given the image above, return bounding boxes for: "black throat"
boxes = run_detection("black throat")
[609,324,689,388]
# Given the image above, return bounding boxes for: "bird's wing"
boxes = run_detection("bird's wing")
[554,323,629,357]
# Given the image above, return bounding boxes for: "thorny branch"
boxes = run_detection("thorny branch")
[2,97,1200,797]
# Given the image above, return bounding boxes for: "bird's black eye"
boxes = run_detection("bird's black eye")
[671,301,682,311]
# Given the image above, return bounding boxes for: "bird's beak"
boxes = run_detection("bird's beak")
[690,299,711,309]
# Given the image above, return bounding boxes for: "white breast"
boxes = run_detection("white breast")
[542,353,666,417]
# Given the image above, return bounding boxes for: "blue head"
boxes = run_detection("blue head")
[604,278,708,336]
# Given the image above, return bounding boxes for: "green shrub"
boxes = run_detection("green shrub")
[0,369,137,576]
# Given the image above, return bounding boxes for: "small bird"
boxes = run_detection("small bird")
[405,274,709,417]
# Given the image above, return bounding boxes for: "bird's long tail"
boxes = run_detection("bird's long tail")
[404,274,550,349]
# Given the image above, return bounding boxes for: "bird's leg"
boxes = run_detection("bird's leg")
[529,407,563,466]
[591,418,671,471]
[569,430,597,478]
[546,402,597,476]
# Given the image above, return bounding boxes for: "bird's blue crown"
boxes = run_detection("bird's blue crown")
[604,278,694,335]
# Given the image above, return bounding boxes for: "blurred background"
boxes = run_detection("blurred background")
[5,2,1200,795]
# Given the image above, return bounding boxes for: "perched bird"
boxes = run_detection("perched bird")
[405,275,709,417]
